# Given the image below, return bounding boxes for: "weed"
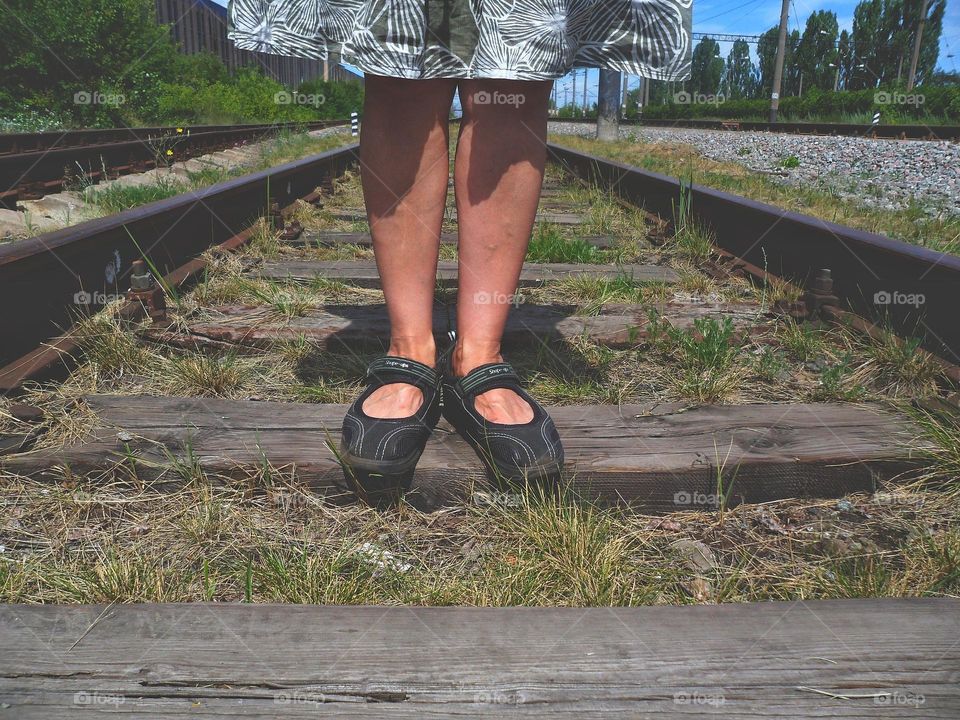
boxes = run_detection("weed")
[648,314,744,402]
[527,225,598,263]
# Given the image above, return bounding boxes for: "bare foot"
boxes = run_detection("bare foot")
[361,343,436,419]
[362,382,424,419]
[452,351,533,424]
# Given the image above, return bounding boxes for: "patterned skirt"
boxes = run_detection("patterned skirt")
[227,0,692,82]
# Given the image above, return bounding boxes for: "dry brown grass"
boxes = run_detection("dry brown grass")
[1,473,956,605]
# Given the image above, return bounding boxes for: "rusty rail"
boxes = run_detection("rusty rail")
[0,143,359,390]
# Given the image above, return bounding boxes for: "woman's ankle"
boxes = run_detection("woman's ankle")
[451,340,503,378]
[387,336,437,368]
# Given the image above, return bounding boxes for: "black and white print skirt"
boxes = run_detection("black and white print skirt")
[227,0,692,81]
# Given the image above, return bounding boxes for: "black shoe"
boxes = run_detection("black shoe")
[441,356,564,488]
[339,356,441,506]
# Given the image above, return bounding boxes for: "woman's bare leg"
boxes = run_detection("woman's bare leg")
[452,79,553,423]
[359,75,457,419]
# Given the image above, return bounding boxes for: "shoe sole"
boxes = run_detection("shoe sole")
[338,445,424,507]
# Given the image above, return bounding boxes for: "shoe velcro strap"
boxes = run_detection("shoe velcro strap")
[367,356,438,389]
[458,362,521,396]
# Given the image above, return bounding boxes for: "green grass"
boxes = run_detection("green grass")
[549,275,672,315]
[668,219,715,262]
[647,314,746,402]
[526,224,599,263]
[88,177,184,214]
[812,353,866,401]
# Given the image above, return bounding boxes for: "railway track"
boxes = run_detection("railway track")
[0,137,957,511]
[0,120,346,208]
[2,137,959,717]
[550,116,960,141]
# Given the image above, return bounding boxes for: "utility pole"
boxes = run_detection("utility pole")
[572,71,577,113]
[769,0,790,122]
[621,73,629,117]
[582,69,588,112]
[906,0,929,91]
[597,69,621,141]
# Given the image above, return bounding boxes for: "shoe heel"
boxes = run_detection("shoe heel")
[345,468,414,508]
[339,448,421,508]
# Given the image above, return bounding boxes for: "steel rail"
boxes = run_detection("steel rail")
[547,143,960,365]
[0,121,348,206]
[0,121,344,156]
[0,143,359,389]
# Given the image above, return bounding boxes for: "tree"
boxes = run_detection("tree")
[758,26,801,96]
[795,10,840,92]
[688,37,725,95]
[835,30,853,91]
[914,0,945,87]
[724,39,758,99]
[757,26,780,95]
[849,0,943,89]
[0,0,177,124]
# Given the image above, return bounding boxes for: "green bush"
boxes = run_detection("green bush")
[0,0,361,128]
[640,86,960,124]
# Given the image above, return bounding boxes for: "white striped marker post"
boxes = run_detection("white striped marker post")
[351,112,359,137]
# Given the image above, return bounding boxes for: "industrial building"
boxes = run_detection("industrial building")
[155,0,361,86]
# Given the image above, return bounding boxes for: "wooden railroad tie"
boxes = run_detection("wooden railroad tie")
[254,260,679,288]
[2,396,923,512]
[283,231,621,249]
[143,302,766,352]
[1,598,956,717]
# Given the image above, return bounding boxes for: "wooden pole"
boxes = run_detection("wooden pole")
[769,0,790,122]
[906,0,929,91]
[597,69,621,141]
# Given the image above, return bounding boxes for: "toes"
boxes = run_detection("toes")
[475,389,533,424]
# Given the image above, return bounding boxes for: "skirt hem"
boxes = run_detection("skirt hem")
[230,33,691,83]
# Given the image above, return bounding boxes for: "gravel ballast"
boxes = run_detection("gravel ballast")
[549,122,960,218]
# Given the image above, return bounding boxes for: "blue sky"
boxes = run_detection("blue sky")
[208,0,959,104]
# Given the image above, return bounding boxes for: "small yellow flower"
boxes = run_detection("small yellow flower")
[176,128,184,133]
[166,149,174,156]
